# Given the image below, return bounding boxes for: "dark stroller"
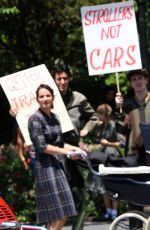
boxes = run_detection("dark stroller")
[83,122,150,230]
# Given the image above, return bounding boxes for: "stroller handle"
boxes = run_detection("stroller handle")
[68,151,101,176]
[83,156,101,176]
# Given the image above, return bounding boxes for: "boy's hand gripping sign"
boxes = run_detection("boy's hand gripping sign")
[81,1,142,76]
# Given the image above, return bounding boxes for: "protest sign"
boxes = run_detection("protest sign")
[0,64,74,145]
[81,1,142,76]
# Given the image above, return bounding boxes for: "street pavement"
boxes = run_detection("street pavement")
[62,221,110,230]
[62,207,150,229]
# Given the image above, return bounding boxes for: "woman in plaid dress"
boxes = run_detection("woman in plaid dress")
[28,84,86,230]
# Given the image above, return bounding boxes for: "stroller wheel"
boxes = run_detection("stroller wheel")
[145,215,150,229]
[109,210,148,230]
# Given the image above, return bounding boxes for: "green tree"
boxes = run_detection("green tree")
[0,0,145,78]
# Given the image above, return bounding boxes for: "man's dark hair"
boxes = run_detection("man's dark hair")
[51,63,70,79]
[127,68,148,81]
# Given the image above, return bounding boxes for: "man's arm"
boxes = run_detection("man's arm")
[80,96,98,135]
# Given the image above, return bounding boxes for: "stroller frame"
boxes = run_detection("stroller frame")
[85,155,150,230]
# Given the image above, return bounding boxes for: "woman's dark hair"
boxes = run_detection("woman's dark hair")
[36,84,54,99]
[127,68,148,81]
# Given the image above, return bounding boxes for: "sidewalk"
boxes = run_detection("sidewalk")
[62,208,150,230]
[62,221,110,230]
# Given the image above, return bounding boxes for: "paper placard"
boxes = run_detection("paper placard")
[0,64,74,145]
[81,1,142,75]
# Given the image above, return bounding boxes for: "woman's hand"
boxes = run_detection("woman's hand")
[67,148,87,160]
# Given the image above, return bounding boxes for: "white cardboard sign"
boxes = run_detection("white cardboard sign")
[0,64,74,145]
[81,1,142,75]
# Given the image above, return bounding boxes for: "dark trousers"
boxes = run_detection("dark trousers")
[66,159,86,230]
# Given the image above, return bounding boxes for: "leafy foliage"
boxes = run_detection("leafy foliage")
[0,144,36,222]
[0,0,149,95]
[0,0,148,78]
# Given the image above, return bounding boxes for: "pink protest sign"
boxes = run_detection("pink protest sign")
[81,1,142,75]
[0,64,73,145]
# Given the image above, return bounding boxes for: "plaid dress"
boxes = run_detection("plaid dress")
[28,109,77,224]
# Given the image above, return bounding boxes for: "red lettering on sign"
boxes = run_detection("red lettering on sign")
[24,70,42,86]
[19,92,36,108]
[89,45,136,71]
[83,5,133,26]
[90,49,101,70]
[4,75,26,91]
[101,24,122,40]
[10,92,36,110]
[10,98,19,110]
[4,70,42,92]
[102,48,113,69]
[96,9,104,23]
[126,45,136,65]
[84,11,92,25]
[114,47,124,67]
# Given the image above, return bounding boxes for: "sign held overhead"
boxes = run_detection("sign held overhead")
[81,1,142,75]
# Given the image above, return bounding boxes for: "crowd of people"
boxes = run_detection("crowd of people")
[10,64,150,230]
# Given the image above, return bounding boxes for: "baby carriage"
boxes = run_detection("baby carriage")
[99,164,150,230]
[83,122,150,230]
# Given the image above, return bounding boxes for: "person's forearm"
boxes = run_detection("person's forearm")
[18,149,26,161]
[44,143,84,156]
[64,143,76,150]
[18,147,28,169]
[83,120,99,134]
[44,144,70,155]
[107,142,120,148]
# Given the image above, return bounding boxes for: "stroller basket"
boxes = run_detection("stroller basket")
[99,165,150,206]
[0,197,47,230]
[0,197,17,224]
